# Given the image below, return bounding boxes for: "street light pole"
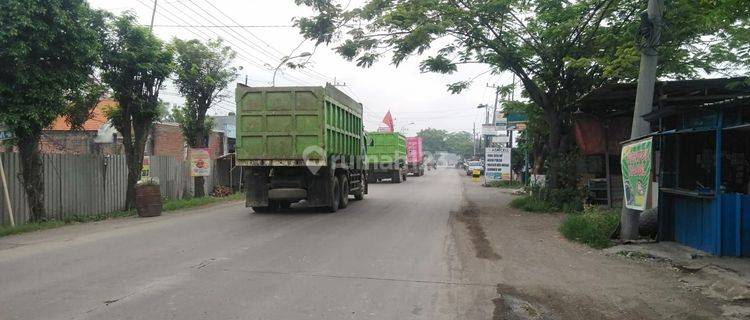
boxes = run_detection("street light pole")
[621,0,663,240]
[149,0,158,31]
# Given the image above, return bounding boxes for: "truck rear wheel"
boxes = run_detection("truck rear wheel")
[325,178,340,212]
[338,174,349,209]
[354,181,365,200]
[392,170,402,183]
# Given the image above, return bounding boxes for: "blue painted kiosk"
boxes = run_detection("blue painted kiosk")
[643,78,750,256]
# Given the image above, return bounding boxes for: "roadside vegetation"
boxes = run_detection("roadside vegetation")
[0,193,243,238]
[509,184,584,213]
[484,180,523,189]
[559,206,620,249]
[508,186,619,248]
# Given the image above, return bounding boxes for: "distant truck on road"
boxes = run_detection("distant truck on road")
[235,84,368,213]
[366,132,408,183]
[406,136,425,176]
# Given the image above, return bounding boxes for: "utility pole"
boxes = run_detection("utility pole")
[149,0,158,31]
[487,84,501,126]
[621,0,663,240]
[473,122,476,158]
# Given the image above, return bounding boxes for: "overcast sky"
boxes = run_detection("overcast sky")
[89,0,518,136]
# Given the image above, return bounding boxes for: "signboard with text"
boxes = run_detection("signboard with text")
[620,137,653,210]
[485,147,511,183]
[190,148,212,177]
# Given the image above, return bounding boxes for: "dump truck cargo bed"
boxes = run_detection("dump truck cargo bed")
[235,84,364,166]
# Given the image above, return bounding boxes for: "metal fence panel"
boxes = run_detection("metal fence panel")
[0,153,227,225]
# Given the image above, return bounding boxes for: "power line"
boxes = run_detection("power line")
[194,0,333,83]
[136,0,309,86]
[150,24,295,28]
[173,0,329,84]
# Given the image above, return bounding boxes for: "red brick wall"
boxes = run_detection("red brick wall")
[40,131,94,154]
[151,124,185,158]
[151,123,223,159]
[0,124,223,158]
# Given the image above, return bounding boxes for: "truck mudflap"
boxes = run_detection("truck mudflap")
[245,167,270,207]
[305,167,335,207]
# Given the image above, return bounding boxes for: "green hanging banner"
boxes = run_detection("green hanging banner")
[621,137,653,210]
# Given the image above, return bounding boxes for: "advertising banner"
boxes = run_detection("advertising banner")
[190,148,212,177]
[620,137,653,210]
[485,147,512,183]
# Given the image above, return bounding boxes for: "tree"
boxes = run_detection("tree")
[65,80,108,131]
[296,0,749,189]
[172,38,236,197]
[101,13,173,209]
[0,0,103,221]
[417,128,473,158]
[417,128,448,153]
[445,131,474,159]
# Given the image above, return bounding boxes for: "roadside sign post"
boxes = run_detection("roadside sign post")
[0,126,14,227]
[485,147,511,185]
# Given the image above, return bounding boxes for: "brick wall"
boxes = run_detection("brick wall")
[0,123,223,158]
[150,123,224,159]
[40,131,95,154]
[151,123,186,158]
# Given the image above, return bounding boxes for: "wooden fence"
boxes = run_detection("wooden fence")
[0,153,225,225]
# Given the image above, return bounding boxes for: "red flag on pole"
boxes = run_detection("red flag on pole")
[381,110,394,132]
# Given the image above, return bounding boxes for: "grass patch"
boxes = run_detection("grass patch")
[509,196,558,213]
[162,192,243,211]
[0,193,244,238]
[559,206,619,249]
[0,220,67,237]
[485,180,523,189]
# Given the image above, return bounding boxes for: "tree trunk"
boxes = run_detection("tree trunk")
[17,129,45,222]
[544,108,565,189]
[122,123,149,210]
[192,116,207,198]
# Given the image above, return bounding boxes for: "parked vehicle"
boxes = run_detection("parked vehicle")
[235,84,368,213]
[465,160,484,176]
[366,132,408,183]
[406,136,425,176]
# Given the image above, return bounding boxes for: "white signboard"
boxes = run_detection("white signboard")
[484,147,511,183]
[491,135,510,144]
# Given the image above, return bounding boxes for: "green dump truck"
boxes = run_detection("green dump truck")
[366,132,408,183]
[235,84,368,213]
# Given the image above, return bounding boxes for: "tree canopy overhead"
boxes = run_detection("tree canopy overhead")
[102,13,174,209]
[0,0,104,221]
[296,0,749,188]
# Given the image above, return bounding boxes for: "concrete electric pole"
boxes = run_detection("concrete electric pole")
[149,0,158,31]
[621,0,663,240]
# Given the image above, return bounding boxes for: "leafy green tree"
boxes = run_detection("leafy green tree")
[417,128,473,158]
[0,0,103,221]
[172,38,236,197]
[296,0,749,188]
[65,80,108,131]
[445,131,474,159]
[417,128,448,153]
[101,13,173,209]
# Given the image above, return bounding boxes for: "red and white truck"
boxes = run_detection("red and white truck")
[406,136,425,176]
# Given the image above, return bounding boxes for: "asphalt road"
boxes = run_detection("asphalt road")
[0,169,478,320]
